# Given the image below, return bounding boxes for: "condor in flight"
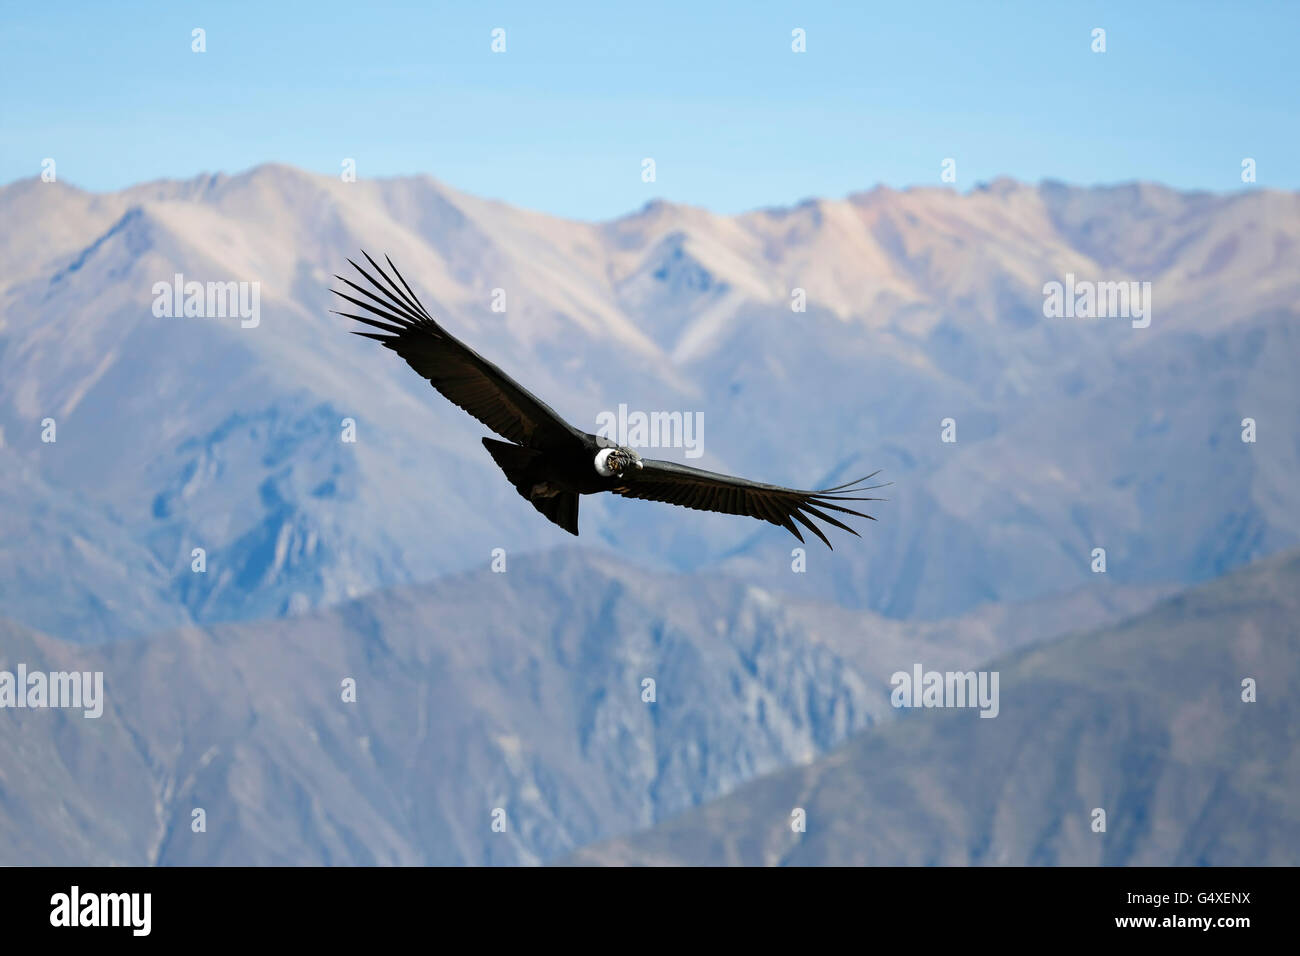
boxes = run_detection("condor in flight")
[331,253,885,548]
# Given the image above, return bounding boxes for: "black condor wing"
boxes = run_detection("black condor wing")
[612,459,887,549]
[332,253,586,451]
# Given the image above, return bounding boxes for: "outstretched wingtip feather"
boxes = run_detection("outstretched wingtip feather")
[384,254,437,322]
[800,503,860,536]
[361,250,427,321]
[331,309,406,335]
[790,510,833,549]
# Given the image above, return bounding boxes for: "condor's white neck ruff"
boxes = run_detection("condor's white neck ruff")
[594,448,621,477]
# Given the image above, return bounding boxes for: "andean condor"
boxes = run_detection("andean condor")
[331,253,885,547]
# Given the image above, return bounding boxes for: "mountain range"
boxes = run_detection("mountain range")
[2,166,1297,641]
[0,166,1296,866]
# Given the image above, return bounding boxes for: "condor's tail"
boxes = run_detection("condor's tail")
[481,437,579,536]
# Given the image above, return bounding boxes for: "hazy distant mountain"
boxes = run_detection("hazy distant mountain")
[1,166,1297,640]
[0,550,1166,866]
[568,549,1300,866]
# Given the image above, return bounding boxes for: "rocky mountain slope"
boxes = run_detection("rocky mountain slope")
[0,549,1165,866]
[569,549,1300,866]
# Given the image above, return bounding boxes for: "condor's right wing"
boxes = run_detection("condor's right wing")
[613,459,887,548]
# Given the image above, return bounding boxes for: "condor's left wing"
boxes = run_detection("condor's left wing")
[611,459,886,548]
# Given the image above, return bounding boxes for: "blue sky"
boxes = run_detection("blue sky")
[1,0,1295,219]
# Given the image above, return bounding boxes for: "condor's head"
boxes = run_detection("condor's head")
[594,446,643,478]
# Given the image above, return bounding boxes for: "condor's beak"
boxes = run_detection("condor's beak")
[635,459,643,470]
